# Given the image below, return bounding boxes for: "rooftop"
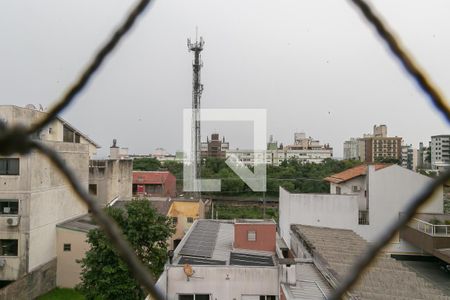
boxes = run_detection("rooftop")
[291,224,450,299]
[132,171,174,184]
[112,199,171,216]
[57,214,97,233]
[324,163,389,184]
[174,219,276,267]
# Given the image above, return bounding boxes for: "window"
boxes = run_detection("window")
[179,295,210,300]
[0,200,18,215]
[248,230,256,241]
[89,184,98,196]
[63,244,71,252]
[187,217,194,223]
[0,239,18,256]
[352,186,360,192]
[336,186,341,195]
[0,158,19,175]
[260,296,277,300]
[172,217,178,225]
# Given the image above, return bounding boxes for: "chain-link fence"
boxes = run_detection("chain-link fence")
[0,0,448,299]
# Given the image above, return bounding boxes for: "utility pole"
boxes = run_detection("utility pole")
[187,30,204,199]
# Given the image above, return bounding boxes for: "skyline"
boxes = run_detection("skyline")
[0,0,449,157]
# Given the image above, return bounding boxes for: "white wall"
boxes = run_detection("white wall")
[279,188,359,246]
[366,164,443,252]
[279,165,444,254]
[165,266,278,300]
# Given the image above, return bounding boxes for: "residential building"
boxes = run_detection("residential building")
[225,132,333,166]
[279,164,444,254]
[401,143,418,171]
[343,138,359,160]
[0,105,98,294]
[201,133,230,159]
[56,215,96,288]
[417,142,431,170]
[281,225,449,299]
[132,171,177,197]
[89,141,133,206]
[151,148,176,162]
[431,134,450,172]
[56,197,209,288]
[167,199,208,250]
[345,125,403,163]
[155,219,279,300]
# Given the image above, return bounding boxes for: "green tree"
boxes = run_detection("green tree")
[78,200,174,300]
[132,158,161,171]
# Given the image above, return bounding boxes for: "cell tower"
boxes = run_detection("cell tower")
[187,32,204,196]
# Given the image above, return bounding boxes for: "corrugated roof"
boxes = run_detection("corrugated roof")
[291,225,450,299]
[324,164,389,184]
[57,214,97,233]
[132,171,173,184]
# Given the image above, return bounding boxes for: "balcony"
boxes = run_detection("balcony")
[400,213,450,264]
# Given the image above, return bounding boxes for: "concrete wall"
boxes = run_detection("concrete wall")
[0,259,56,300]
[279,189,359,247]
[28,142,89,272]
[56,228,89,288]
[164,265,278,300]
[89,159,133,206]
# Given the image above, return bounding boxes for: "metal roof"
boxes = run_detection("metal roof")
[178,257,226,266]
[229,252,274,266]
[178,220,220,258]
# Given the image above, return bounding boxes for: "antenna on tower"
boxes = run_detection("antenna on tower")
[187,31,205,199]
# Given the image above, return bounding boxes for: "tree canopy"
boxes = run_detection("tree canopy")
[77,200,174,300]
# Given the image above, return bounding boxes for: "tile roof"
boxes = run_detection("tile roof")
[291,224,450,300]
[324,164,389,184]
[132,171,172,184]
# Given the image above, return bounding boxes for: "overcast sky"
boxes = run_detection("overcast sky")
[0,0,449,157]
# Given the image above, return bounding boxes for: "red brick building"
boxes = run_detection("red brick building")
[132,171,176,197]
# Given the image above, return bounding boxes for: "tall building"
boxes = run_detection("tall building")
[343,138,359,160]
[0,105,99,295]
[200,133,230,159]
[431,134,450,172]
[401,144,417,171]
[360,125,402,163]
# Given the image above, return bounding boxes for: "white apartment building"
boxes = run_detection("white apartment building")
[225,132,333,166]
[0,105,98,282]
[279,164,444,254]
[431,135,450,172]
[343,138,359,160]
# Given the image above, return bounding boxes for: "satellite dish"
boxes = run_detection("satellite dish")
[25,104,36,110]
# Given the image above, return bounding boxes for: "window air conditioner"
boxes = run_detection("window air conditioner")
[6,216,19,227]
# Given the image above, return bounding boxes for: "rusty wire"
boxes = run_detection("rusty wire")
[0,0,449,299]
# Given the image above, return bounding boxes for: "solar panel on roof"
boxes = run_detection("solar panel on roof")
[178,256,226,265]
[179,220,220,258]
[229,252,274,266]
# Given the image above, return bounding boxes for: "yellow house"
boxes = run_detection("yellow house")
[167,199,207,250]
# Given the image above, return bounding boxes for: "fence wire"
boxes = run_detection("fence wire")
[0,0,448,299]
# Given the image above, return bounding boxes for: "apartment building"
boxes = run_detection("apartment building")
[279,164,444,254]
[431,134,450,172]
[0,105,98,293]
[201,133,230,159]
[225,132,333,166]
[343,138,359,160]
[155,219,279,300]
[89,141,133,206]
